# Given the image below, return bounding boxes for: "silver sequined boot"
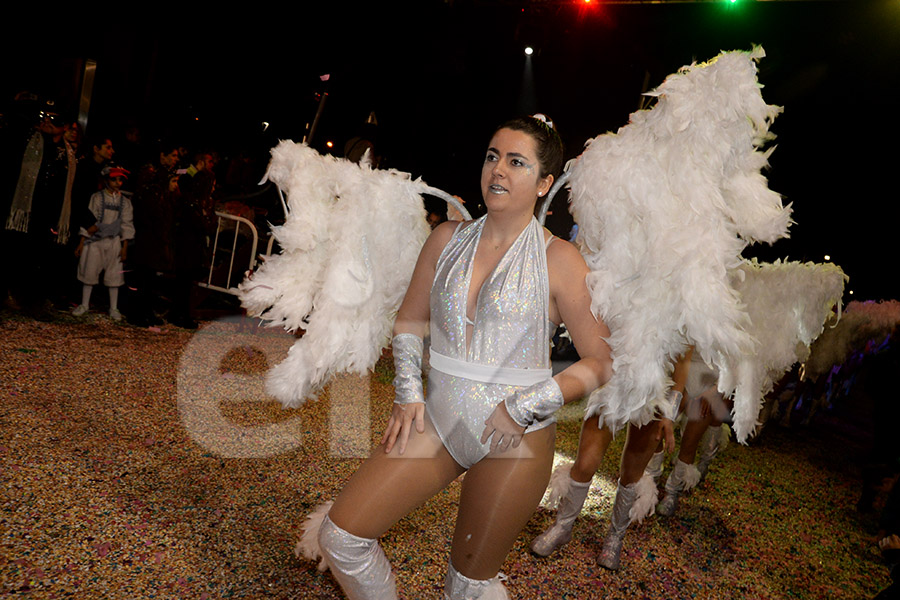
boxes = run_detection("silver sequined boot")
[696,426,722,480]
[318,515,398,600]
[530,464,591,557]
[597,480,639,570]
[444,561,509,599]
[656,459,701,518]
[644,450,665,482]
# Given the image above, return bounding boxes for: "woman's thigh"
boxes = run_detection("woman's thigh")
[329,413,466,540]
[449,424,556,579]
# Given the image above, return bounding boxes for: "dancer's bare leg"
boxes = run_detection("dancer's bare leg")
[678,392,732,465]
[620,420,663,484]
[678,414,716,465]
[597,421,662,569]
[571,414,613,483]
[328,413,466,539]
[450,425,556,580]
[529,418,608,557]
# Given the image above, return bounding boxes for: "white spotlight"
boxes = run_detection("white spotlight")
[525,46,534,56]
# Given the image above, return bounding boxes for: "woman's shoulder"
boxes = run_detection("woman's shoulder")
[545,235,583,262]
[420,219,465,262]
[545,235,589,280]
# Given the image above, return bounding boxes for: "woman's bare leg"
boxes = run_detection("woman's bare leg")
[598,420,663,570]
[620,420,663,484]
[530,417,609,557]
[450,425,556,580]
[571,414,614,482]
[678,413,716,465]
[678,393,731,465]
[328,413,466,539]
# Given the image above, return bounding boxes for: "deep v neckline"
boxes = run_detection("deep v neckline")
[463,218,534,356]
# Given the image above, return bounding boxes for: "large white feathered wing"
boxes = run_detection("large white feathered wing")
[722,259,846,440]
[238,141,431,407]
[569,48,792,441]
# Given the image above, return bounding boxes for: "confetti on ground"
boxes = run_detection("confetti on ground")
[0,309,891,599]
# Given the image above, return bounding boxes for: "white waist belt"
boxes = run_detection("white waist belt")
[429,349,552,386]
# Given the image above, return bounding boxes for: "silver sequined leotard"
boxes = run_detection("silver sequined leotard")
[426,216,557,469]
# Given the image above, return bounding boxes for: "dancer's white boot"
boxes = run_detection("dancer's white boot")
[530,464,591,557]
[656,459,701,517]
[317,514,398,600]
[444,561,509,600]
[597,480,639,571]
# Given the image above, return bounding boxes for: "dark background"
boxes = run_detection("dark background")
[3,0,897,301]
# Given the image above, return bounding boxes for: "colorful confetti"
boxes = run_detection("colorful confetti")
[0,312,890,598]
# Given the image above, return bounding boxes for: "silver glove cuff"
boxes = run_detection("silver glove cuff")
[392,333,425,405]
[661,390,682,421]
[504,378,563,428]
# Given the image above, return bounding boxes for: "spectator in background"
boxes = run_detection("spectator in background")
[169,150,218,329]
[127,141,181,326]
[427,210,444,230]
[63,122,83,158]
[178,151,217,235]
[2,100,77,317]
[72,164,134,321]
[115,122,145,181]
[72,135,115,216]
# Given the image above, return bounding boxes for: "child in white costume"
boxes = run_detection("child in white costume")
[73,165,134,321]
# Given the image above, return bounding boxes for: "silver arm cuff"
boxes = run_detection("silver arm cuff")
[392,333,425,405]
[660,390,682,421]
[504,378,564,428]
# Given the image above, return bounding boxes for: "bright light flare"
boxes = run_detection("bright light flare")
[525,46,534,56]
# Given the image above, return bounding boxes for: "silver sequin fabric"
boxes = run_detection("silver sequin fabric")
[426,216,556,468]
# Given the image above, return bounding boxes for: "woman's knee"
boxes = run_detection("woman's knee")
[624,421,660,454]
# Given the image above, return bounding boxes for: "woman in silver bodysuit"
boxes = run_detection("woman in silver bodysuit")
[316,116,613,599]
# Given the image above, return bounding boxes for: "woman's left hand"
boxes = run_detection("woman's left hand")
[655,418,676,453]
[481,401,526,453]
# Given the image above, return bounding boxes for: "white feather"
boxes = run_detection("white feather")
[239,142,431,406]
[572,49,788,438]
[481,577,510,600]
[681,462,702,493]
[721,259,846,440]
[630,474,659,523]
[295,501,334,572]
[545,462,574,509]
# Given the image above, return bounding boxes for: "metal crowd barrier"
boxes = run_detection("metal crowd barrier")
[198,211,274,295]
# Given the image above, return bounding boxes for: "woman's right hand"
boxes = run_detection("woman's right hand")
[381,401,426,455]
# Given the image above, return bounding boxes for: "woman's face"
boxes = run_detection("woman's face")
[64,124,79,144]
[481,128,553,214]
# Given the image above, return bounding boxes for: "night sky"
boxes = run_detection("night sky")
[4,0,898,301]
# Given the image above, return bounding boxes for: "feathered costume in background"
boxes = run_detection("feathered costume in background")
[568,48,797,442]
[804,299,900,381]
[238,143,432,407]
[722,259,846,438]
